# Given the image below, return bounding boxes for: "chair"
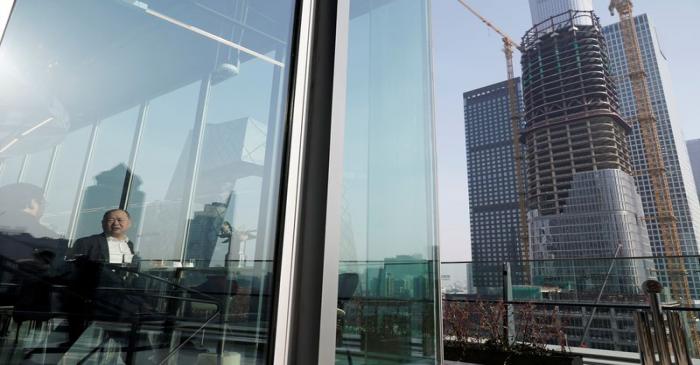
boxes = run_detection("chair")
[337,273,359,365]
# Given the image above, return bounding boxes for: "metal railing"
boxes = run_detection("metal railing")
[442,256,700,363]
[0,255,272,364]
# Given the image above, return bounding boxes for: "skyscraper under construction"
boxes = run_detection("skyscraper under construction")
[521,0,652,295]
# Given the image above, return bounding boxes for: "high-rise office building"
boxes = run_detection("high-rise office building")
[463,79,526,290]
[687,139,700,201]
[520,2,652,293]
[511,1,654,351]
[604,15,700,298]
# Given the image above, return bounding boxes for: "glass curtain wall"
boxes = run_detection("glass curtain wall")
[333,0,440,364]
[0,0,297,363]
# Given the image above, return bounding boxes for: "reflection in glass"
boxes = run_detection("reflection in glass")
[42,126,92,236]
[73,106,140,240]
[335,0,440,364]
[0,156,22,186]
[129,81,201,260]
[19,147,54,188]
[0,0,297,363]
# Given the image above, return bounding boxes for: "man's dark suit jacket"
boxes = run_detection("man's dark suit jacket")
[71,233,134,263]
[64,234,140,341]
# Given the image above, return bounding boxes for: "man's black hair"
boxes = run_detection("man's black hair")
[102,209,131,221]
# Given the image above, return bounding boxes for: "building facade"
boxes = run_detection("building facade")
[688,139,700,201]
[521,7,652,282]
[463,79,527,291]
[0,0,441,364]
[603,15,700,299]
[517,1,653,352]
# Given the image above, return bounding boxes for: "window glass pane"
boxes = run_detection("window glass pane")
[128,82,200,260]
[335,0,440,363]
[0,156,22,186]
[19,148,53,188]
[74,106,140,240]
[0,0,298,363]
[43,125,93,237]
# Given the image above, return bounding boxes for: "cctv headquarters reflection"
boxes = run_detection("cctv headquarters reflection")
[0,0,294,363]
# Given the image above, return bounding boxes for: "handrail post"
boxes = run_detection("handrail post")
[503,262,514,345]
[643,279,673,365]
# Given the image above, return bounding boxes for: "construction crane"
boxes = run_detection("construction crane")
[456,0,530,281]
[609,0,700,349]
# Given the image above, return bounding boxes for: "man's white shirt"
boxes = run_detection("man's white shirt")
[106,235,133,264]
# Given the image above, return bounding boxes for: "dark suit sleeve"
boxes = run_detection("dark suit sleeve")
[71,235,107,262]
[70,237,89,258]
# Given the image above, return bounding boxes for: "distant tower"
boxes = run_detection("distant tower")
[529,0,595,29]
[184,201,228,266]
[604,15,700,298]
[463,79,527,291]
[520,2,652,291]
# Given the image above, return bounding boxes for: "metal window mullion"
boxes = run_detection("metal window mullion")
[317,0,349,363]
[425,0,444,360]
[273,0,345,363]
[252,43,285,353]
[0,0,16,46]
[177,76,212,262]
[42,144,60,194]
[67,123,100,244]
[120,102,149,209]
[272,0,317,362]
[16,153,29,183]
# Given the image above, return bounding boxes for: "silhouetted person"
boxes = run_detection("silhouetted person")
[0,183,66,340]
[0,183,62,259]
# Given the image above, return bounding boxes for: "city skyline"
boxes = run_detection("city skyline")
[434,0,700,261]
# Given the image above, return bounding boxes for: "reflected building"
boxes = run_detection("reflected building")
[167,117,266,203]
[604,16,700,298]
[74,164,144,240]
[175,118,264,264]
[136,117,265,260]
[521,1,652,293]
[184,200,228,266]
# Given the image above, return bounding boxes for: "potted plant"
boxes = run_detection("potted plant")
[443,300,583,365]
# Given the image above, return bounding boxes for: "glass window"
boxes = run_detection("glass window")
[334,0,440,364]
[0,0,297,363]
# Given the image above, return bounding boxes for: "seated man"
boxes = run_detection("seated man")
[66,209,139,345]
[72,209,135,265]
[0,183,66,331]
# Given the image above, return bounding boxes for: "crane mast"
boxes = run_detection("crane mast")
[609,0,700,349]
[457,0,530,280]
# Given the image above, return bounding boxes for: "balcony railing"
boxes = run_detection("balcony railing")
[442,255,700,364]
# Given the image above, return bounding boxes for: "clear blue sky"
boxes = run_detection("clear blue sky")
[433,0,700,261]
